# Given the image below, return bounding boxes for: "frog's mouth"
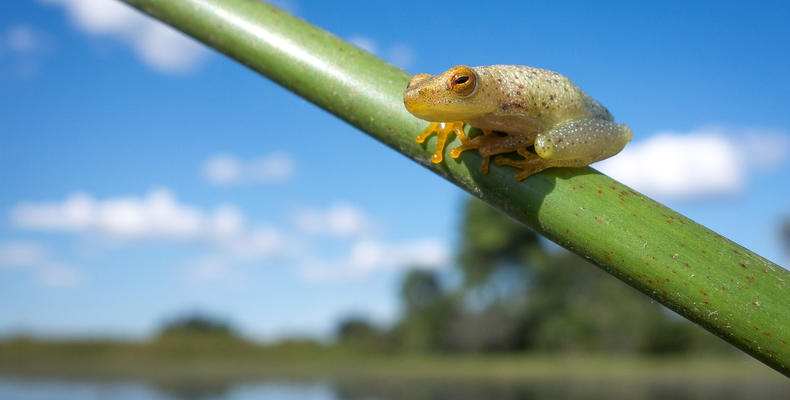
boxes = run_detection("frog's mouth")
[404,89,483,122]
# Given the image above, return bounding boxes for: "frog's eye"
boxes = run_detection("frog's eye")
[449,66,477,97]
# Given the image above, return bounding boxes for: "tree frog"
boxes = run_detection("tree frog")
[403,65,632,180]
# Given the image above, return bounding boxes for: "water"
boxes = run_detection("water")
[0,376,788,400]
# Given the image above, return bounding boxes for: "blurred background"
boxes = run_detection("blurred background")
[1,0,790,399]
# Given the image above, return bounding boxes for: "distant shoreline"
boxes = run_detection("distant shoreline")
[0,338,786,384]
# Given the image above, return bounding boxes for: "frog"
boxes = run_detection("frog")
[403,65,633,181]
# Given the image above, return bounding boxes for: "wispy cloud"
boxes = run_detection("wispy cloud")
[3,25,41,53]
[8,189,447,287]
[0,24,47,78]
[37,264,82,287]
[267,0,299,15]
[203,153,295,185]
[347,34,416,69]
[301,238,449,283]
[596,127,789,199]
[292,203,372,238]
[182,255,249,290]
[0,241,82,287]
[385,43,416,71]
[348,35,378,55]
[0,242,48,269]
[40,0,208,74]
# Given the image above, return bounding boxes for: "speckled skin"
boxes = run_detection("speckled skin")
[403,65,633,180]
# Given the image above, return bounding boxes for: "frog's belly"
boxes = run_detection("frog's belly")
[467,114,544,136]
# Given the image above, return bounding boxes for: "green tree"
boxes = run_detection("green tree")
[394,269,455,352]
[401,197,733,354]
[157,314,237,340]
[335,316,393,352]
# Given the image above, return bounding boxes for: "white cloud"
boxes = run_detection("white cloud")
[8,188,446,287]
[0,242,48,269]
[37,264,82,287]
[293,203,372,238]
[347,35,416,69]
[385,43,416,70]
[12,189,205,240]
[1,25,47,78]
[40,0,208,73]
[301,238,449,282]
[204,153,295,185]
[348,35,378,54]
[742,131,790,169]
[0,241,82,287]
[183,255,248,290]
[267,0,299,15]
[596,128,789,199]
[4,25,41,53]
[10,188,290,259]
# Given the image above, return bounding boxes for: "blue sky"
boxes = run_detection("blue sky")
[0,0,789,340]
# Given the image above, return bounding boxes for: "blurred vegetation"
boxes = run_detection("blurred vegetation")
[339,198,734,356]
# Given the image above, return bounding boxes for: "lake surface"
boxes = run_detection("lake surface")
[1,375,788,400]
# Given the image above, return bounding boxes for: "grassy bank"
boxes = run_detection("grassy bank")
[0,338,787,384]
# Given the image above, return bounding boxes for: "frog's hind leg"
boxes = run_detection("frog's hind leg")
[494,148,551,181]
[415,121,469,163]
[496,119,632,181]
[449,129,497,173]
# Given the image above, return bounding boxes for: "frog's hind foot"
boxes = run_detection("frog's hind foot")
[494,148,550,181]
[415,121,469,163]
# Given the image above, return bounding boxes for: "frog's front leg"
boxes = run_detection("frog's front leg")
[448,129,498,173]
[495,119,632,181]
[415,121,470,163]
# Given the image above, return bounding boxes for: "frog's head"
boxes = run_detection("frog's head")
[404,65,495,122]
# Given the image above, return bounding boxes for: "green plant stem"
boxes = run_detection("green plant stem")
[122,0,790,376]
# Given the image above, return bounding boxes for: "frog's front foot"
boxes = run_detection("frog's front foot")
[415,121,469,163]
[449,129,498,174]
[494,148,550,181]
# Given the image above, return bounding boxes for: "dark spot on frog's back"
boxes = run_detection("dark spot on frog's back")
[501,103,525,111]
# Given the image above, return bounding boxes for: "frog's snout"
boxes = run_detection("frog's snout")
[404,74,432,115]
[403,87,435,121]
[403,83,429,117]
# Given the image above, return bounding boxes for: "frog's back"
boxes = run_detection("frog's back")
[476,65,613,124]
